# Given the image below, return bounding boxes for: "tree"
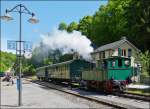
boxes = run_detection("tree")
[90,0,131,46]
[57,0,150,51]
[58,22,68,31]
[0,51,16,72]
[43,58,53,65]
[125,0,150,51]
[67,22,78,33]
[78,16,93,38]
[59,54,73,62]
[139,50,150,76]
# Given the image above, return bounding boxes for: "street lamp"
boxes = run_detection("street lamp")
[1,4,39,106]
[0,13,13,21]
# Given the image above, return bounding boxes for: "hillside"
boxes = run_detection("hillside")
[0,51,16,72]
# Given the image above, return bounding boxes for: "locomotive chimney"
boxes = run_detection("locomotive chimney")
[73,52,82,60]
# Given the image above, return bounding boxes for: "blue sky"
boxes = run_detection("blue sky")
[1,1,108,52]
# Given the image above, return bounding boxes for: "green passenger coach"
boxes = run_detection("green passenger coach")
[36,59,94,82]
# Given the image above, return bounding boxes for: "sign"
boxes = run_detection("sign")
[24,41,32,51]
[7,40,16,50]
[7,40,32,51]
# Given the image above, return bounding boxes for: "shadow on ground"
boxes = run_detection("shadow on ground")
[1,104,19,108]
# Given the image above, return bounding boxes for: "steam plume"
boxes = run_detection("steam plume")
[37,29,94,59]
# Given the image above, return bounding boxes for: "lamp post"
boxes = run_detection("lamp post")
[1,4,39,106]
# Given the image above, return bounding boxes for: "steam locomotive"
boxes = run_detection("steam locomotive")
[36,56,132,92]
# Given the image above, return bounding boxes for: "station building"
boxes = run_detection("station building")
[91,37,141,82]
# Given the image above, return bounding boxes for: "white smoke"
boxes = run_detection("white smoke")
[40,29,93,59]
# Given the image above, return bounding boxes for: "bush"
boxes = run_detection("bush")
[140,50,150,77]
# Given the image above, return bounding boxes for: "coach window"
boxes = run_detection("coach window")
[66,64,68,71]
[59,66,60,72]
[59,66,62,72]
[56,66,58,71]
[65,64,67,71]
[62,65,64,71]
[118,59,122,67]
[104,60,107,69]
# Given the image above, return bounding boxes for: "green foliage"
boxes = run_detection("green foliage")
[30,42,73,67]
[59,0,150,51]
[0,51,16,72]
[91,0,131,46]
[59,54,73,62]
[139,50,150,76]
[78,16,93,38]
[124,0,150,51]
[31,42,63,67]
[67,22,78,33]
[30,41,53,67]
[22,64,36,76]
[21,57,36,76]
[43,58,53,65]
[58,22,68,31]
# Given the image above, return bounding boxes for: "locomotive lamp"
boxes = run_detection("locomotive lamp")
[1,4,39,106]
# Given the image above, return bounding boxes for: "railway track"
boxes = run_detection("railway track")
[114,92,150,102]
[28,79,149,109]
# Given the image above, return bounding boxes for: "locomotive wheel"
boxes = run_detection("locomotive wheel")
[119,85,126,93]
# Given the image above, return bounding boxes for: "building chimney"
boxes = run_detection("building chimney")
[121,36,127,40]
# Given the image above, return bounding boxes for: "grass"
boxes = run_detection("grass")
[31,75,38,80]
[25,75,38,81]
[126,89,150,96]
[131,82,144,85]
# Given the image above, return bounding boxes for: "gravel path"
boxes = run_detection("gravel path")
[1,79,111,108]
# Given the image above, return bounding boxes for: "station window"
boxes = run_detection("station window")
[122,50,123,56]
[118,59,122,67]
[128,49,132,57]
[122,49,126,56]
[99,53,101,59]
[124,50,126,56]
[102,51,105,58]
